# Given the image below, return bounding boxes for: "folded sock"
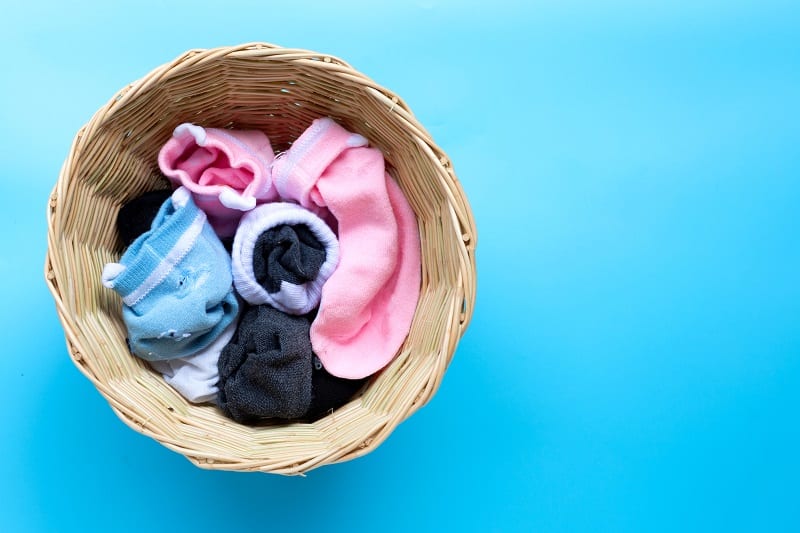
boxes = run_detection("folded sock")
[148,317,237,403]
[304,355,368,420]
[232,202,339,315]
[158,123,279,238]
[272,118,421,379]
[102,187,239,361]
[116,189,172,248]
[217,304,313,422]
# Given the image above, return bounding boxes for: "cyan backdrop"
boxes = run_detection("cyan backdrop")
[1,1,798,531]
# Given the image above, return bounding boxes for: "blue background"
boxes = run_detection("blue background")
[1,1,798,531]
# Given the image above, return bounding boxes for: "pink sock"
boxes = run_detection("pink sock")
[273,118,421,379]
[158,123,279,237]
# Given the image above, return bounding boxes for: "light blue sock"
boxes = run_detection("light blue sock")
[102,187,239,361]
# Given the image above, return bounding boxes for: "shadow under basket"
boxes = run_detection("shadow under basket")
[44,42,477,475]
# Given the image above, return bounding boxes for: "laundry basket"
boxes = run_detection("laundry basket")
[44,42,477,475]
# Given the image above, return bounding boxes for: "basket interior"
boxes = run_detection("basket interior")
[46,45,475,474]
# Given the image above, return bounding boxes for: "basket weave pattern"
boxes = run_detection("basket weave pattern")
[45,43,476,474]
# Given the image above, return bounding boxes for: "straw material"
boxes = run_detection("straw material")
[44,42,476,475]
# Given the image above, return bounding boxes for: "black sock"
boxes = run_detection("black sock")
[116,189,172,247]
[305,355,369,420]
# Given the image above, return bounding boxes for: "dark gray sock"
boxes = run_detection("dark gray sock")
[217,305,313,422]
[252,224,327,294]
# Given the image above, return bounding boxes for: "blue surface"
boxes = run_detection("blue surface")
[2,1,799,531]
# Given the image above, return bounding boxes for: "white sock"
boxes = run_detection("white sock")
[149,318,237,403]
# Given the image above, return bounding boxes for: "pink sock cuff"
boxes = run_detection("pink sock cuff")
[272,117,368,205]
[158,123,279,237]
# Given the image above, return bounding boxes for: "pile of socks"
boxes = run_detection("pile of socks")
[102,118,421,423]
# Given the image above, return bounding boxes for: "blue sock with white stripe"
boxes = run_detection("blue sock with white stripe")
[102,187,239,361]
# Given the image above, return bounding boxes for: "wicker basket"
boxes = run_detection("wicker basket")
[44,42,477,475]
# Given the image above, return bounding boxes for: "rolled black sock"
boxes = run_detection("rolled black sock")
[217,305,313,423]
[116,189,172,247]
[231,203,339,315]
